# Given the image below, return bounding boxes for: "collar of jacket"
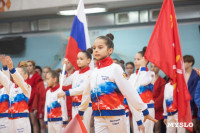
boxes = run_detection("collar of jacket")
[96,56,113,69]
[79,66,90,74]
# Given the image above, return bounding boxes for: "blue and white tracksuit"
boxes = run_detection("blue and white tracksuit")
[44,84,68,133]
[129,67,155,133]
[61,66,92,133]
[78,57,149,133]
[163,82,185,133]
[0,67,31,133]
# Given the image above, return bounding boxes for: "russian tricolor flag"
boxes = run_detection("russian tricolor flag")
[65,0,92,70]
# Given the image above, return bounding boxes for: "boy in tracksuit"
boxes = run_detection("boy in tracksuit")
[0,56,32,133]
[163,81,185,133]
[44,70,68,133]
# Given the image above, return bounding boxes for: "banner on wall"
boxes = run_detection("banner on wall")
[0,0,11,12]
[0,0,72,12]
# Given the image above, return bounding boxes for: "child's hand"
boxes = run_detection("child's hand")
[46,125,48,128]
[0,54,6,66]
[62,124,67,128]
[57,92,66,99]
[62,58,68,66]
[164,119,167,125]
[138,124,145,133]
[5,56,14,70]
[144,114,158,123]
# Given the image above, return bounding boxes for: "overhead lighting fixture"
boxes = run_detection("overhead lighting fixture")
[58,6,106,16]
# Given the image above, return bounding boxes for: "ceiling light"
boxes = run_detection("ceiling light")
[58,7,106,16]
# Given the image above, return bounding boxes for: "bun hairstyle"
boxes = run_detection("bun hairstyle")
[97,33,114,49]
[81,48,93,59]
[138,46,147,57]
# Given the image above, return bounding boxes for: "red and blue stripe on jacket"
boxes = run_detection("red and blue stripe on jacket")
[47,101,62,119]
[91,81,124,116]
[0,87,9,117]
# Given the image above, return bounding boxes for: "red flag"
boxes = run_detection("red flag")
[144,0,193,132]
[62,114,87,133]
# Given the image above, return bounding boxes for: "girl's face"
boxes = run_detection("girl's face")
[93,38,113,61]
[27,62,35,74]
[65,60,74,71]
[134,53,143,69]
[35,68,42,75]
[126,64,135,75]
[77,52,91,68]
[150,63,160,74]
[42,68,50,80]
[46,73,57,87]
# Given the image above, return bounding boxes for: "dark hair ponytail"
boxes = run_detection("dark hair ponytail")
[97,33,114,49]
[81,48,93,59]
[138,46,147,57]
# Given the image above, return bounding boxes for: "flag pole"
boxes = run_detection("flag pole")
[60,60,67,90]
[58,58,67,103]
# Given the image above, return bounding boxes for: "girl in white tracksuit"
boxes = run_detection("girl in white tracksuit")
[44,70,68,133]
[128,47,155,133]
[163,82,185,133]
[58,50,93,133]
[0,56,32,133]
[0,66,10,133]
[69,33,156,133]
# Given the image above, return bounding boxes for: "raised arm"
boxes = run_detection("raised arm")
[0,54,10,79]
[6,56,31,98]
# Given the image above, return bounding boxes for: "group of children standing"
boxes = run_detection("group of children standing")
[0,33,199,133]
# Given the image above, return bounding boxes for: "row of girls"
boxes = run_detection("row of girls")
[0,54,78,133]
[57,33,200,133]
[0,32,198,133]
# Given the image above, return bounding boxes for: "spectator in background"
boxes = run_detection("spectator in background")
[55,68,61,74]
[32,66,51,133]
[18,61,28,67]
[119,59,125,65]
[35,65,42,75]
[150,63,166,133]
[183,55,200,133]
[112,58,119,63]
[61,59,75,121]
[27,60,42,133]
[194,80,200,133]
[93,58,97,68]
[125,62,135,79]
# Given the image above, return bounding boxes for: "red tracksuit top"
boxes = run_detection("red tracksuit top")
[27,71,42,112]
